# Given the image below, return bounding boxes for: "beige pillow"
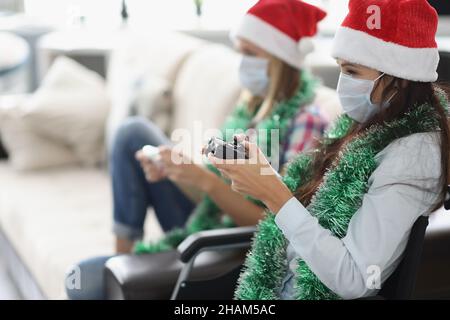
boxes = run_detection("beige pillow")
[0,96,78,171]
[22,56,110,166]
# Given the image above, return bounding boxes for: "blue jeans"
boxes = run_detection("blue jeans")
[111,117,196,240]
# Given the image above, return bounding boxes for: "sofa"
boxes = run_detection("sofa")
[0,30,343,299]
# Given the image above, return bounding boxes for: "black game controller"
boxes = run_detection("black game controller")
[204,137,248,160]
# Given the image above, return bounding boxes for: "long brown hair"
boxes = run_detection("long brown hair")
[295,77,450,213]
[244,55,300,123]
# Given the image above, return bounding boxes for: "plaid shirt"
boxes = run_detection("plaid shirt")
[281,103,329,165]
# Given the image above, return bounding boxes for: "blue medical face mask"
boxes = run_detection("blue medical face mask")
[239,55,269,97]
[337,72,389,123]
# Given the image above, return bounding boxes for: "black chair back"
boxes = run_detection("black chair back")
[377,216,429,299]
[437,51,450,82]
[175,265,243,300]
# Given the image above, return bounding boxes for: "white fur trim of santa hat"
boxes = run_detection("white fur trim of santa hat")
[332,26,439,82]
[230,14,314,70]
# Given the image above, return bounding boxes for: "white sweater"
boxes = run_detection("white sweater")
[275,132,442,299]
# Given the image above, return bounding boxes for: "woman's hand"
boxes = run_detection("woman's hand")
[135,149,167,183]
[208,135,293,213]
[159,146,219,193]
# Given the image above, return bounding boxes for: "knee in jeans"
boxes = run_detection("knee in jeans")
[114,117,151,146]
[111,117,162,159]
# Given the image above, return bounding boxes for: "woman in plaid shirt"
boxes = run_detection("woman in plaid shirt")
[282,103,328,165]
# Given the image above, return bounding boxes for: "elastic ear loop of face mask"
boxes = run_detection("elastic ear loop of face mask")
[363,72,397,122]
[370,72,390,107]
[373,73,399,110]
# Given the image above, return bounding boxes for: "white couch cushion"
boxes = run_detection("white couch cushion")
[0,164,113,299]
[0,95,78,171]
[22,56,110,167]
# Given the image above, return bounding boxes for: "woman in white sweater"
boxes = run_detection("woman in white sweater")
[210,0,449,300]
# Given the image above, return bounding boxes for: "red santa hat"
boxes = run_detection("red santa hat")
[231,0,327,69]
[332,0,439,82]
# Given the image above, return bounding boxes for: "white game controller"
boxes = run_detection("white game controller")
[142,145,162,162]
[204,137,248,160]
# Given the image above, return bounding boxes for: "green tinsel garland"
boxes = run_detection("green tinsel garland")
[235,90,449,300]
[135,71,318,254]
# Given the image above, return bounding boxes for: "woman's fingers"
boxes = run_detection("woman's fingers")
[231,135,259,160]
[136,149,153,164]
[142,161,163,182]
[217,169,230,180]
[201,145,207,155]
[233,134,249,143]
[159,146,189,167]
[207,154,219,166]
[159,147,171,160]
[135,150,143,161]
[208,154,253,194]
[230,178,247,194]
[241,140,257,158]
[159,147,179,167]
[208,154,238,170]
[136,150,155,170]
[158,145,171,153]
